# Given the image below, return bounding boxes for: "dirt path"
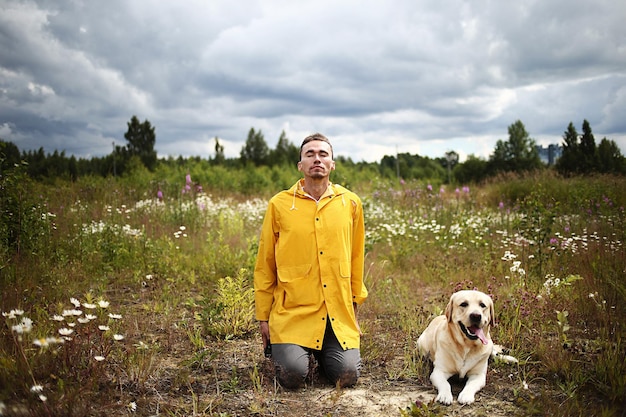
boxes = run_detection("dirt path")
[159,339,524,417]
[258,373,521,416]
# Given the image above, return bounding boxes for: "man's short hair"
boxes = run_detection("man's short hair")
[300,133,334,160]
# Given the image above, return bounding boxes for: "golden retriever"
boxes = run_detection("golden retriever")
[417,290,498,405]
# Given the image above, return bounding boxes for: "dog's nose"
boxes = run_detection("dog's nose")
[470,313,482,323]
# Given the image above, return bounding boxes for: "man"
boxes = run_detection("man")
[254,133,368,389]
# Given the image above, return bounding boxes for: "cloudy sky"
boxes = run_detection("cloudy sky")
[1,0,625,163]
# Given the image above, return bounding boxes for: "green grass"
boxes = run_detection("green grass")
[1,168,625,416]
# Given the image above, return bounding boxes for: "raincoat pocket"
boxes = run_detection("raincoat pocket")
[277,264,312,282]
[277,264,318,308]
[339,261,351,278]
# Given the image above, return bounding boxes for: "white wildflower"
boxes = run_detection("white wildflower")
[98,300,110,308]
[12,317,33,334]
[501,250,517,261]
[3,309,24,319]
[62,309,82,317]
[134,341,149,350]
[70,298,81,308]
[33,337,64,348]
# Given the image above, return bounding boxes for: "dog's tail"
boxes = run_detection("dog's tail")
[491,344,519,364]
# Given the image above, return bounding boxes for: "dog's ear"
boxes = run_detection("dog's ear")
[489,299,496,327]
[445,296,454,322]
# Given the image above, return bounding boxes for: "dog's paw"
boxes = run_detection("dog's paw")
[457,390,475,404]
[492,344,519,364]
[435,391,453,405]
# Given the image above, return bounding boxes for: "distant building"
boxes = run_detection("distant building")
[536,144,563,166]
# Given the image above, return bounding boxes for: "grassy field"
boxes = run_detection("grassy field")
[1,168,625,416]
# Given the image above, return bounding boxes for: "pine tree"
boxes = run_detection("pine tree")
[556,122,580,175]
[579,119,598,173]
[269,130,299,166]
[124,116,157,171]
[213,137,225,165]
[240,128,269,166]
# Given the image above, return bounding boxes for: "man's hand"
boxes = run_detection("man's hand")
[259,321,270,349]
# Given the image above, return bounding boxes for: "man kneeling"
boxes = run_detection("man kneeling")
[253,133,368,389]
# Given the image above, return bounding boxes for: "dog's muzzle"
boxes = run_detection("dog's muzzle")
[458,322,488,345]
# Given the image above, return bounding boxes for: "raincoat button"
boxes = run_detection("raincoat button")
[320,251,323,255]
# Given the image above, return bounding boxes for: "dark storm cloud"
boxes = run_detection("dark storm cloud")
[0,0,624,162]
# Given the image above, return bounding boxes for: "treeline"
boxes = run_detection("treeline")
[1,117,624,187]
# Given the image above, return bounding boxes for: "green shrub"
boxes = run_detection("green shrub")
[203,268,255,339]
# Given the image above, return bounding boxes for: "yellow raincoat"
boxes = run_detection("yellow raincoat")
[254,179,368,350]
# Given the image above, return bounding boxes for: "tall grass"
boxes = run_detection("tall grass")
[1,166,624,415]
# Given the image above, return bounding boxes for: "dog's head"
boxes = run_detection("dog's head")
[444,290,494,345]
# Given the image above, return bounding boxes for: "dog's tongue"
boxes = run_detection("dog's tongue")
[470,326,488,345]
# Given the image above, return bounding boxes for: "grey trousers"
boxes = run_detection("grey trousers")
[271,320,361,389]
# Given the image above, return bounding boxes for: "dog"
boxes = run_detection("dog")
[417,290,513,405]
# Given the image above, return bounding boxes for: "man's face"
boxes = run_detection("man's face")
[298,140,335,179]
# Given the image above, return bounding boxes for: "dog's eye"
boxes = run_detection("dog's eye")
[460,302,468,307]
[480,302,486,308]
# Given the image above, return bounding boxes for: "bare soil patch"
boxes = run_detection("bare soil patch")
[131,336,524,417]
